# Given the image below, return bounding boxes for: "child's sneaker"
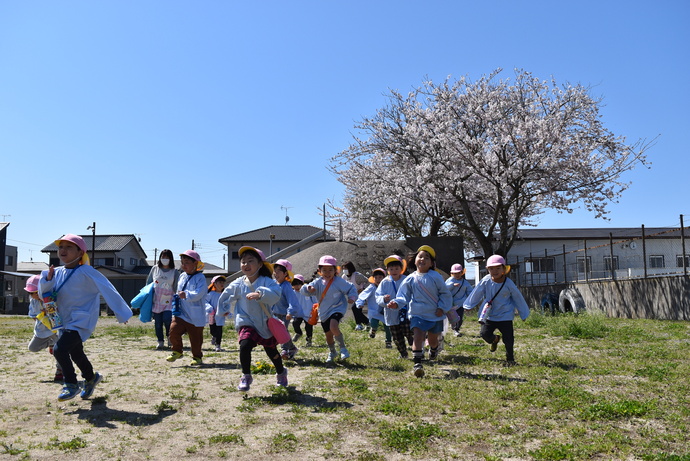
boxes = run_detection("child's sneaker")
[292,333,302,343]
[211,337,216,346]
[340,347,350,360]
[166,351,183,362]
[190,357,203,366]
[325,351,336,364]
[385,341,392,349]
[354,324,364,331]
[214,345,221,352]
[429,347,439,360]
[287,347,298,360]
[305,338,312,347]
[156,341,166,350]
[58,383,81,401]
[413,364,425,378]
[276,368,288,387]
[490,334,501,352]
[80,372,103,399]
[238,374,253,391]
[280,349,290,360]
[53,371,64,382]
[369,330,376,338]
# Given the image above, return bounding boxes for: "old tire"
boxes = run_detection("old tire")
[540,292,559,316]
[558,288,585,314]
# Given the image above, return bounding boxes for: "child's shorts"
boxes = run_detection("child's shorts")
[321,312,344,333]
[410,316,444,334]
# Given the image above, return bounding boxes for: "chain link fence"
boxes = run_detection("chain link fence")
[509,224,689,288]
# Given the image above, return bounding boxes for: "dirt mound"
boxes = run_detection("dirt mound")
[287,240,414,281]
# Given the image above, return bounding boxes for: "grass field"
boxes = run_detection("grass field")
[0,311,688,460]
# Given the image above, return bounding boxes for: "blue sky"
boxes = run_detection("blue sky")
[1,1,688,269]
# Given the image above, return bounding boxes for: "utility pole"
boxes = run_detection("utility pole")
[87,222,96,264]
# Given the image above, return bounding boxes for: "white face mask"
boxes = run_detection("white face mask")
[160,258,170,266]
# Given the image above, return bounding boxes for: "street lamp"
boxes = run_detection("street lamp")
[86,222,96,265]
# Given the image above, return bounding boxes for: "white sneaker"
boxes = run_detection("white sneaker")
[354,324,364,331]
[214,345,221,352]
[340,347,350,360]
[325,351,336,363]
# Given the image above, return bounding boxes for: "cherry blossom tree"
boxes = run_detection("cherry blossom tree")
[329,69,653,257]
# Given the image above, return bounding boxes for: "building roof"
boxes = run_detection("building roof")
[17,261,50,273]
[514,227,682,240]
[41,234,147,256]
[0,222,8,232]
[219,225,332,244]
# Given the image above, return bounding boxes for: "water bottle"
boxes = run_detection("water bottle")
[42,292,64,330]
[478,302,492,324]
[171,294,181,316]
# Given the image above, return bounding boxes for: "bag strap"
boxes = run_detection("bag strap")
[414,272,439,305]
[317,277,335,304]
[53,264,81,295]
[487,279,507,305]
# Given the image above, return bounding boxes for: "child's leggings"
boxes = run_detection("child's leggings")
[292,318,313,339]
[239,338,284,375]
[209,323,223,344]
[53,329,95,385]
[389,320,413,356]
[480,320,515,361]
[370,319,392,342]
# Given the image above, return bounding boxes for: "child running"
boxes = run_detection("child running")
[463,255,530,366]
[205,275,227,352]
[25,274,63,382]
[446,263,473,336]
[290,274,315,347]
[388,245,452,377]
[217,247,286,391]
[166,250,208,366]
[39,234,133,401]
[376,255,412,358]
[301,255,357,364]
[272,259,300,360]
[357,268,391,348]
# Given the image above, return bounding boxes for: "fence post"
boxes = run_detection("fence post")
[584,239,589,282]
[609,232,616,280]
[563,244,567,284]
[681,214,687,277]
[529,252,534,287]
[642,224,647,278]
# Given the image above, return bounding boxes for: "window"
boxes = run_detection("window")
[577,257,591,274]
[94,258,114,266]
[231,251,239,260]
[604,256,619,271]
[677,255,690,268]
[117,258,124,268]
[528,257,555,273]
[130,258,138,266]
[49,258,60,267]
[649,255,665,269]
[4,255,13,266]
[5,281,12,292]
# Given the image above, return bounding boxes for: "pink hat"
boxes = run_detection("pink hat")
[293,274,305,283]
[211,275,226,284]
[24,274,40,292]
[450,263,464,273]
[238,246,266,261]
[54,234,87,253]
[486,255,506,267]
[318,255,337,266]
[274,259,293,272]
[180,249,201,261]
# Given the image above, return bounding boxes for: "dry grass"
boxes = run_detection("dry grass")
[0,312,688,460]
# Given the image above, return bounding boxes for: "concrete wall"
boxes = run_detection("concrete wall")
[521,276,690,320]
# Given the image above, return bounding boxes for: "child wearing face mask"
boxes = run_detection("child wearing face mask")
[146,249,180,350]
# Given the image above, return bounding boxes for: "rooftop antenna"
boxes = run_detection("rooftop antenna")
[281,206,293,225]
[1,214,10,221]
